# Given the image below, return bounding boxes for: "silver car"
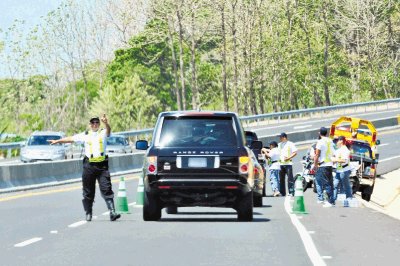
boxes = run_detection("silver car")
[106,135,132,154]
[20,131,69,163]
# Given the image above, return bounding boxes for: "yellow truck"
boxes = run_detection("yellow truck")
[330,117,380,201]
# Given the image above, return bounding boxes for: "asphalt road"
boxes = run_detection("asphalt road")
[1,108,399,265]
[1,175,399,266]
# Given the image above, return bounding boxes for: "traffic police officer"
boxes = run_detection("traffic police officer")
[48,114,121,222]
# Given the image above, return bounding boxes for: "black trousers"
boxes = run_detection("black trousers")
[279,165,294,196]
[81,158,114,212]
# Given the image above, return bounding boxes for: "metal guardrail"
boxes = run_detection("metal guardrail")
[1,98,400,158]
[240,97,400,126]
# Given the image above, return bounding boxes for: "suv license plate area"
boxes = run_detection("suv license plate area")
[188,157,207,168]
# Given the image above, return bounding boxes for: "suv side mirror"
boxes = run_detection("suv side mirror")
[136,140,148,150]
[250,140,263,150]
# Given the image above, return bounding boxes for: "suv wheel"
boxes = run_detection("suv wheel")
[237,191,253,221]
[143,192,161,221]
[166,206,178,214]
[253,195,263,207]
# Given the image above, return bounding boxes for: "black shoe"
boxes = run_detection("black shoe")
[110,211,121,221]
[105,199,121,221]
[86,212,92,222]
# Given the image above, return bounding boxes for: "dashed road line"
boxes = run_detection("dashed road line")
[68,221,87,228]
[379,155,400,163]
[284,196,326,266]
[14,237,43,247]
[102,211,109,216]
[322,256,333,260]
[128,202,137,206]
[50,230,58,234]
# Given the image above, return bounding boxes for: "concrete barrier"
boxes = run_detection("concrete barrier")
[258,116,399,146]
[0,153,145,190]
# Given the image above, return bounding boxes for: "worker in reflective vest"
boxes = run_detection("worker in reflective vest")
[48,114,121,222]
[278,132,298,196]
[313,127,335,207]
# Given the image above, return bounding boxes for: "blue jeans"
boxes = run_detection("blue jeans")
[269,169,280,192]
[315,166,334,204]
[333,170,352,200]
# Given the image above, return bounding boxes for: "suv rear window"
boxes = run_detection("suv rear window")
[156,117,238,147]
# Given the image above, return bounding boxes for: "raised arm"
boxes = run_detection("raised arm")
[48,136,75,145]
[101,114,111,137]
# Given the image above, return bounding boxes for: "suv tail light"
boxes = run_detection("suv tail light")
[239,156,249,174]
[147,156,157,174]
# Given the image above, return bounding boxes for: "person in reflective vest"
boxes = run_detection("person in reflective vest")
[262,141,281,197]
[278,132,298,196]
[313,127,335,207]
[332,136,353,201]
[48,114,121,222]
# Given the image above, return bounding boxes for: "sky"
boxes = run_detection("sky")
[0,0,63,31]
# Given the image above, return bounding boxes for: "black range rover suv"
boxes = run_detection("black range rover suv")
[136,111,260,221]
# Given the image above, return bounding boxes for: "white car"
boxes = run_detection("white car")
[20,131,70,163]
[106,135,132,154]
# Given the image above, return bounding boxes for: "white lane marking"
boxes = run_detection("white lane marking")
[293,125,312,130]
[284,196,326,266]
[50,231,58,234]
[128,202,136,206]
[297,216,303,219]
[322,256,333,260]
[68,221,87,228]
[92,216,98,219]
[14,237,43,247]
[133,205,143,208]
[102,211,109,216]
[379,155,400,163]
[308,231,316,234]
[379,143,389,147]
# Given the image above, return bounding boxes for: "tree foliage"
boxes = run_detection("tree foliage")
[0,0,399,136]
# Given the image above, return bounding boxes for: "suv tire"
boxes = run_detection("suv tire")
[237,191,253,221]
[143,192,161,221]
[253,195,263,207]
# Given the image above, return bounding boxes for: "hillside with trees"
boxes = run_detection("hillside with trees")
[0,0,399,136]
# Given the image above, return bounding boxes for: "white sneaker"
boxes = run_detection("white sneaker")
[322,202,334,208]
